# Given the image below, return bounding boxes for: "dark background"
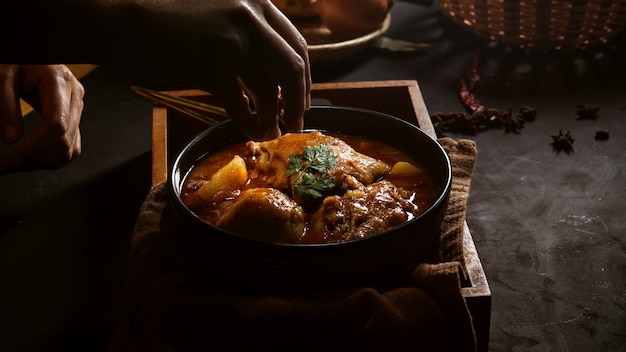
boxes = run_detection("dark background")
[1,1,625,351]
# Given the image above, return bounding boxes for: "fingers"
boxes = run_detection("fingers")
[213,76,265,140]
[237,57,283,140]
[0,65,84,174]
[241,83,282,140]
[262,2,311,107]
[0,65,24,145]
[241,1,310,133]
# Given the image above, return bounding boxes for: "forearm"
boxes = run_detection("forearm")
[2,0,311,145]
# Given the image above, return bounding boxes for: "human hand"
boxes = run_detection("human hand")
[116,0,311,141]
[0,65,84,174]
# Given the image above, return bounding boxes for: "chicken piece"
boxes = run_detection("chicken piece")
[216,188,305,244]
[308,180,418,243]
[246,131,390,194]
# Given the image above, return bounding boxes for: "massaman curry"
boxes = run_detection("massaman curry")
[181,131,438,244]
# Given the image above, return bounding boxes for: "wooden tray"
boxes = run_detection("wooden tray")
[150,80,491,351]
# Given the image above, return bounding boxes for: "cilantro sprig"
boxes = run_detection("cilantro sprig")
[285,144,338,200]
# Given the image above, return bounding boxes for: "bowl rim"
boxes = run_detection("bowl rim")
[168,105,452,248]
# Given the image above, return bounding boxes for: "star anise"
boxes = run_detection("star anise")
[576,104,600,120]
[503,106,525,134]
[431,105,538,137]
[551,130,575,154]
[431,111,477,136]
[519,106,537,122]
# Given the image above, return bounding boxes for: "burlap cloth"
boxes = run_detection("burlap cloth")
[107,137,478,352]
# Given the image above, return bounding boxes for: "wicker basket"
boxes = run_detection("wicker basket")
[440,0,626,50]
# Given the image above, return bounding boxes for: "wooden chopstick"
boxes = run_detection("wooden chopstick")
[131,86,228,125]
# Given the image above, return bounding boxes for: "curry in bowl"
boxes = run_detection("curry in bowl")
[168,106,451,291]
[180,130,438,244]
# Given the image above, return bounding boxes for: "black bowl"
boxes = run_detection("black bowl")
[169,106,451,292]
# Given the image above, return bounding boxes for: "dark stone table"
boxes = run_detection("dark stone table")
[1,1,624,351]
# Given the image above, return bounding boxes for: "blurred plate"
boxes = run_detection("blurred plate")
[296,14,391,63]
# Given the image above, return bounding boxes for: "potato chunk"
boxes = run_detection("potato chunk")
[388,161,423,177]
[197,155,248,202]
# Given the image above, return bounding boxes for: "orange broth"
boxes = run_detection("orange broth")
[181,133,439,243]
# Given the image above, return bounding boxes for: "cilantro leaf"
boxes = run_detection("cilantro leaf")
[285,144,338,200]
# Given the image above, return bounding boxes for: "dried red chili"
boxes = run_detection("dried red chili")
[464,48,482,91]
[432,46,538,138]
[458,48,484,114]
[458,77,484,114]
